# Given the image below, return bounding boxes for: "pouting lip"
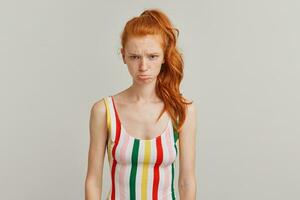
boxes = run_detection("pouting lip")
[138,75,151,78]
[137,75,151,80]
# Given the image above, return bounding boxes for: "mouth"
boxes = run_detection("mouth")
[138,75,151,80]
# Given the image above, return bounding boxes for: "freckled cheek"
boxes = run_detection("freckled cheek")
[148,59,164,68]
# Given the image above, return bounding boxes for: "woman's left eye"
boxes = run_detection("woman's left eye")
[149,55,158,59]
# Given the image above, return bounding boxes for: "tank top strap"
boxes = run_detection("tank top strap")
[172,117,179,156]
[103,95,120,142]
[171,116,179,138]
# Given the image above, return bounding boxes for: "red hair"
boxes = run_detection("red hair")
[120,8,192,133]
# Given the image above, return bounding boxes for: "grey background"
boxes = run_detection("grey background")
[1,0,299,199]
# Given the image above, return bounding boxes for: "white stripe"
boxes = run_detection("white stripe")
[135,141,143,199]
[114,158,120,199]
[115,123,129,199]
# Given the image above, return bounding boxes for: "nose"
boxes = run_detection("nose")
[139,57,148,71]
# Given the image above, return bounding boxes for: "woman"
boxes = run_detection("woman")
[85,8,197,200]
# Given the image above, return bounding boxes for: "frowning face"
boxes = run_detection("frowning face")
[121,34,165,84]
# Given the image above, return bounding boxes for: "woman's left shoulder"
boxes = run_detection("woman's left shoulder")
[183,97,197,114]
[179,97,197,137]
[181,96,197,129]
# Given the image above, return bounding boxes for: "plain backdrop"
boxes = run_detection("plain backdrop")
[1,0,299,199]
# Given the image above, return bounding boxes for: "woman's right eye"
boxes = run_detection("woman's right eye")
[130,56,139,59]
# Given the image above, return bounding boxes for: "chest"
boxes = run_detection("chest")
[114,101,170,140]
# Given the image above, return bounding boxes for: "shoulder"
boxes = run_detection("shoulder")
[183,97,197,118]
[186,100,196,114]
[179,97,197,133]
[90,97,108,123]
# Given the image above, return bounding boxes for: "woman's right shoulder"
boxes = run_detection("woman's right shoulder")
[90,96,109,120]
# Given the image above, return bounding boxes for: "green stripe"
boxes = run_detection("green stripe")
[173,126,179,156]
[171,162,176,199]
[129,139,140,200]
[172,122,179,199]
[173,118,179,142]
[174,130,179,143]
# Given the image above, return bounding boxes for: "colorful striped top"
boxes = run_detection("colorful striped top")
[103,95,179,200]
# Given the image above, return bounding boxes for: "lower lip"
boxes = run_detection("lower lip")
[138,76,151,80]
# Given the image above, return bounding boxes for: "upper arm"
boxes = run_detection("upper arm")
[85,98,108,186]
[178,101,197,186]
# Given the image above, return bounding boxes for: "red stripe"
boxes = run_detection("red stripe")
[152,136,163,200]
[111,96,121,200]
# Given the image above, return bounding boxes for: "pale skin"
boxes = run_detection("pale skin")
[85,34,197,200]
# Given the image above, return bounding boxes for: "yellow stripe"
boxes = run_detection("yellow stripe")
[141,140,151,199]
[103,97,112,165]
[103,97,111,134]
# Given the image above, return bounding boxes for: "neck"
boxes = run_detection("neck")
[127,79,159,103]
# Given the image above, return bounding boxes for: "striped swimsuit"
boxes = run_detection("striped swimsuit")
[103,95,179,200]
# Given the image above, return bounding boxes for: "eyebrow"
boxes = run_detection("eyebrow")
[127,52,160,55]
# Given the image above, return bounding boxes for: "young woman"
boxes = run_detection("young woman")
[85,8,197,200]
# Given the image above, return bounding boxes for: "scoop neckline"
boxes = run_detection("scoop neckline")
[110,95,171,141]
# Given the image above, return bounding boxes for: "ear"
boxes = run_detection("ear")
[121,48,126,64]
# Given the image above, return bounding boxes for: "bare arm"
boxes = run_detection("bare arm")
[85,99,108,200]
[178,102,197,200]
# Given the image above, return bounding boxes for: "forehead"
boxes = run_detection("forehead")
[124,35,164,54]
